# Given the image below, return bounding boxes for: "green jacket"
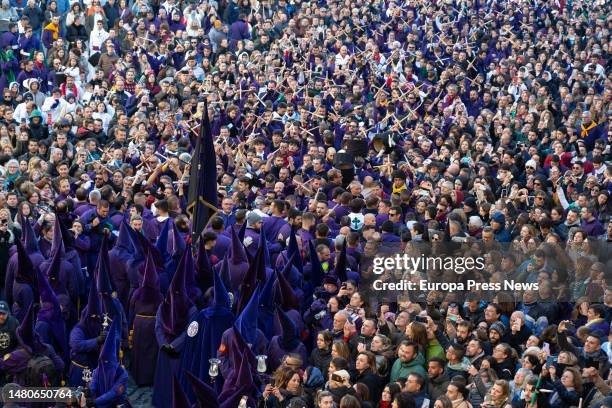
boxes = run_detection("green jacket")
[426,339,446,362]
[389,352,427,382]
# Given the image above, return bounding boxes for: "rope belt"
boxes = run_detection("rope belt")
[71,360,89,369]
[135,314,156,318]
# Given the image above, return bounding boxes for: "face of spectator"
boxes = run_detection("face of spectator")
[428,361,444,379]
[361,320,375,337]
[446,384,459,401]
[332,313,347,332]
[398,344,415,363]
[97,205,109,218]
[584,336,600,353]
[319,396,334,408]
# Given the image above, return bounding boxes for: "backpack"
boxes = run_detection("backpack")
[25,354,58,387]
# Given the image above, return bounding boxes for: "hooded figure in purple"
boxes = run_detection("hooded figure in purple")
[274,227,305,301]
[218,326,259,407]
[177,265,234,400]
[126,220,166,291]
[153,242,198,408]
[56,213,85,296]
[5,216,45,309]
[218,285,266,380]
[129,249,163,386]
[96,235,129,342]
[0,303,64,386]
[154,219,173,293]
[267,307,308,371]
[89,308,128,408]
[272,259,305,338]
[68,271,103,387]
[185,370,220,408]
[185,369,254,408]
[258,262,278,339]
[157,219,186,286]
[9,238,38,322]
[109,220,140,311]
[39,217,78,324]
[34,264,68,361]
[235,230,268,314]
[178,246,202,306]
[217,226,249,292]
[333,236,360,285]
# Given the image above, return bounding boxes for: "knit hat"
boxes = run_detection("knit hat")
[491,212,505,225]
[489,322,506,336]
[247,211,262,227]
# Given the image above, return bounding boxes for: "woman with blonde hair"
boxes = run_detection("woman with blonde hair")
[482,379,511,408]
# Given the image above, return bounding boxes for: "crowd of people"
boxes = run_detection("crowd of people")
[0,0,609,406]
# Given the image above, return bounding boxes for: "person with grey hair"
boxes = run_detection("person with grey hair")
[468,216,484,238]
[577,110,605,150]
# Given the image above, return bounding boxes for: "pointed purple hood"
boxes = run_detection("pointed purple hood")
[235,234,265,314]
[179,247,201,304]
[212,264,231,309]
[46,218,65,289]
[169,221,186,258]
[334,237,348,282]
[229,226,248,265]
[94,310,121,395]
[235,285,260,346]
[115,220,135,253]
[36,264,67,356]
[308,239,324,288]
[217,255,233,297]
[57,215,75,252]
[287,227,303,275]
[36,260,62,324]
[218,333,257,408]
[14,237,37,286]
[78,270,102,337]
[276,307,300,350]
[159,244,194,336]
[95,235,115,298]
[237,222,246,242]
[16,302,44,354]
[132,250,163,306]
[50,216,66,258]
[273,256,299,311]
[21,215,40,253]
[185,371,219,408]
[155,219,171,262]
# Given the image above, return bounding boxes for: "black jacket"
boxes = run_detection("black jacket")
[353,368,382,405]
[309,347,332,376]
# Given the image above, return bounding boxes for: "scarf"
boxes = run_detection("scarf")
[392,183,407,195]
[585,317,605,327]
[580,121,597,138]
[44,22,59,40]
